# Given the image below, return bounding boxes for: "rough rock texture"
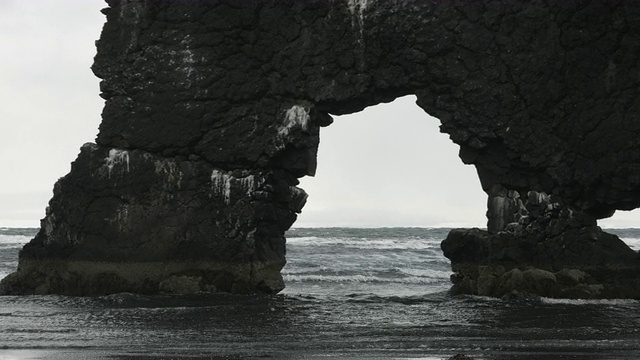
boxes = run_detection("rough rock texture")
[444,185,640,299]
[2,0,640,296]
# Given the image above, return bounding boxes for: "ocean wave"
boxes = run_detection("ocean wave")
[286,227,452,239]
[282,266,451,279]
[0,235,31,245]
[3,327,79,334]
[282,274,445,284]
[620,237,640,251]
[342,292,451,305]
[286,236,441,250]
[540,297,640,306]
[0,228,38,237]
[395,267,451,278]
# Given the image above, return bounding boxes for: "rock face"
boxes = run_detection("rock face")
[443,190,640,298]
[2,0,640,296]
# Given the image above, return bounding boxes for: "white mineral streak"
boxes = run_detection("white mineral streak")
[279,105,310,137]
[210,170,258,204]
[179,36,197,78]
[528,190,561,211]
[105,149,130,178]
[490,195,510,231]
[347,0,367,32]
[43,213,56,245]
[347,0,367,20]
[289,186,309,210]
[119,0,142,52]
[289,186,308,200]
[531,191,550,205]
[113,204,130,230]
[155,161,183,189]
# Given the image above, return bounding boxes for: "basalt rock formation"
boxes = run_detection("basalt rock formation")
[2,0,640,297]
[443,187,640,299]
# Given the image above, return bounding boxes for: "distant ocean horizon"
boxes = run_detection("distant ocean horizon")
[1,227,640,359]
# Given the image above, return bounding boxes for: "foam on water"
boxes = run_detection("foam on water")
[0,233,29,282]
[286,236,441,250]
[605,229,640,251]
[0,235,31,245]
[282,266,450,278]
[283,274,446,284]
[1,227,640,358]
[541,297,640,306]
[621,237,640,251]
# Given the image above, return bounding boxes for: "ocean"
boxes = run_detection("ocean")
[1,227,640,359]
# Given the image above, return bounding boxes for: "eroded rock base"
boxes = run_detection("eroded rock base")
[0,258,284,296]
[443,227,640,299]
[0,143,298,296]
[443,187,640,299]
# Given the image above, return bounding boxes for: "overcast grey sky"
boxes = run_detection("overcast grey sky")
[0,1,636,228]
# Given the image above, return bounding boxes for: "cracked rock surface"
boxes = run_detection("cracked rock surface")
[2,0,639,296]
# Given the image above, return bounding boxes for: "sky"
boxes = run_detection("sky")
[0,1,637,229]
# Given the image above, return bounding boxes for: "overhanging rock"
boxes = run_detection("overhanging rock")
[2,0,639,297]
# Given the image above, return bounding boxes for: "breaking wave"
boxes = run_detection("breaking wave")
[286,236,440,250]
[282,273,445,284]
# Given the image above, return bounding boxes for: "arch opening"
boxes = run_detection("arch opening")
[601,209,640,251]
[295,95,487,228]
[599,208,640,230]
[282,95,487,297]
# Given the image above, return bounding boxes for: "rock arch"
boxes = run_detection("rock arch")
[2,0,640,297]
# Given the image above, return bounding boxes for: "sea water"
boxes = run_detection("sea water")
[0,227,639,359]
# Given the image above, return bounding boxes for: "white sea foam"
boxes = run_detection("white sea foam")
[396,267,451,279]
[282,274,444,284]
[286,236,440,250]
[621,237,640,251]
[0,235,31,245]
[283,268,451,282]
[541,297,639,306]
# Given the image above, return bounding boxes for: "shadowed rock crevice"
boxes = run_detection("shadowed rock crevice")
[1,0,639,297]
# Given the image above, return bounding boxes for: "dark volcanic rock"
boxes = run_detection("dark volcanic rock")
[2,0,640,296]
[448,355,475,360]
[443,189,640,299]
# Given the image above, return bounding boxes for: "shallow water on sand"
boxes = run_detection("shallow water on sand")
[1,227,639,359]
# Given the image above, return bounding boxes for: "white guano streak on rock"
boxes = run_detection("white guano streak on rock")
[155,161,183,190]
[347,0,367,20]
[279,105,310,137]
[43,213,56,245]
[347,0,367,32]
[105,149,130,178]
[119,0,142,53]
[289,186,308,200]
[179,35,197,79]
[210,170,257,204]
[111,204,130,231]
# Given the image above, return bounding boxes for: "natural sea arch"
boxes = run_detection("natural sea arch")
[1,1,640,298]
[297,95,486,228]
[600,209,640,230]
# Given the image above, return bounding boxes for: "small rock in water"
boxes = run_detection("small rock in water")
[447,355,474,360]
